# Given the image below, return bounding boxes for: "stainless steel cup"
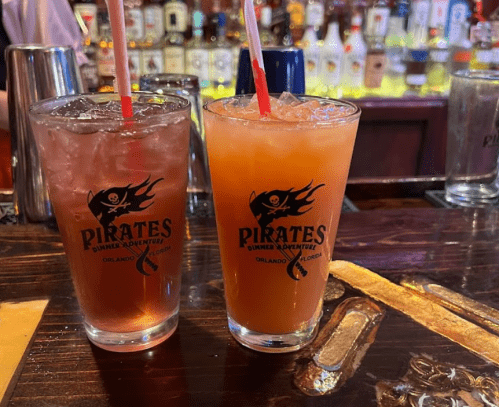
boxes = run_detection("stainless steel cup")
[139,73,213,217]
[6,45,85,224]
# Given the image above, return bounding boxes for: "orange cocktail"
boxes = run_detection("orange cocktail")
[29,93,191,352]
[204,94,360,353]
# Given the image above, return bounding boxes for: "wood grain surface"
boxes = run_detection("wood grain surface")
[2,208,499,406]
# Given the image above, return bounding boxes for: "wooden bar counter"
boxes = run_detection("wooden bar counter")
[2,182,499,406]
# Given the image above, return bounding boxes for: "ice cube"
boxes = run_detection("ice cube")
[51,97,97,117]
[278,92,301,106]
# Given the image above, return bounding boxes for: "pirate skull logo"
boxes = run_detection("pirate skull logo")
[108,193,119,205]
[270,195,280,207]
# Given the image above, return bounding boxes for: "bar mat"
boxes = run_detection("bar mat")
[342,196,359,213]
[0,299,49,402]
[425,190,456,208]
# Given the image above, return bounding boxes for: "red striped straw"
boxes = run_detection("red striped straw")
[106,0,133,118]
[243,0,271,116]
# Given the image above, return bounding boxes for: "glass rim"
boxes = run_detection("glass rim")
[203,94,361,125]
[451,70,499,81]
[29,91,191,124]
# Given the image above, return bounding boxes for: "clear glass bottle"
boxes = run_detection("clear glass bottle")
[96,22,115,92]
[300,13,322,94]
[490,6,499,70]
[209,12,235,98]
[406,0,431,48]
[143,0,165,47]
[319,14,343,97]
[124,0,145,44]
[425,24,450,95]
[305,0,325,40]
[404,48,428,96]
[341,13,367,98]
[259,5,278,46]
[324,0,349,43]
[449,21,472,73]
[469,0,486,44]
[185,1,210,91]
[363,0,390,95]
[163,0,187,73]
[470,21,492,70]
[383,0,409,97]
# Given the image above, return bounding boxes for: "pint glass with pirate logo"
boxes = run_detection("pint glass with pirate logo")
[29,93,191,352]
[204,94,361,353]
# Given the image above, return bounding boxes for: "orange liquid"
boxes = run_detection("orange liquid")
[205,105,359,334]
[51,185,186,333]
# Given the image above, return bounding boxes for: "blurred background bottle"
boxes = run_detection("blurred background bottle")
[163,0,187,74]
[363,0,390,96]
[319,11,343,97]
[449,21,472,72]
[209,13,235,98]
[186,0,210,93]
[287,0,306,43]
[383,0,409,97]
[300,2,322,94]
[470,21,492,69]
[259,4,278,45]
[341,13,367,98]
[324,0,349,42]
[96,20,115,92]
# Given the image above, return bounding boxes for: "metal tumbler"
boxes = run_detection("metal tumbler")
[6,45,85,224]
[139,73,213,217]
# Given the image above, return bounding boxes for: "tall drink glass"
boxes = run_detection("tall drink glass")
[445,70,499,207]
[204,95,360,353]
[29,93,191,352]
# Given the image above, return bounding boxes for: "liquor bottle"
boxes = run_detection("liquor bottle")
[209,13,234,98]
[363,0,390,94]
[404,48,429,95]
[383,0,409,97]
[449,21,472,72]
[73,0,99,44]
[470,21,492,69]
[279,11,295,46]
[207,0,222,43]
[260,5,278,46]
[305,0,325,40]
[124,0,145,44]
[185,1,210,90]
[227,0,244,44]
[319,13,343,97]
[445,0,471,46]
[425,24,450,95]
[300,10,322,94]
[406,0,431,48]
[80,36,99,92]
[164,0,187,74]
[96,23,115,92]
[490,6,499,70]
[341,13,367,98]
[286,0,306,43]
[127,43,142,91]
[469,0,485,44]
[324,0,349,43]
[143,0,164,46]
[427,0,450,39]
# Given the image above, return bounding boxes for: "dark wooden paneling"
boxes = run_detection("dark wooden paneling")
[348,97,448,178]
